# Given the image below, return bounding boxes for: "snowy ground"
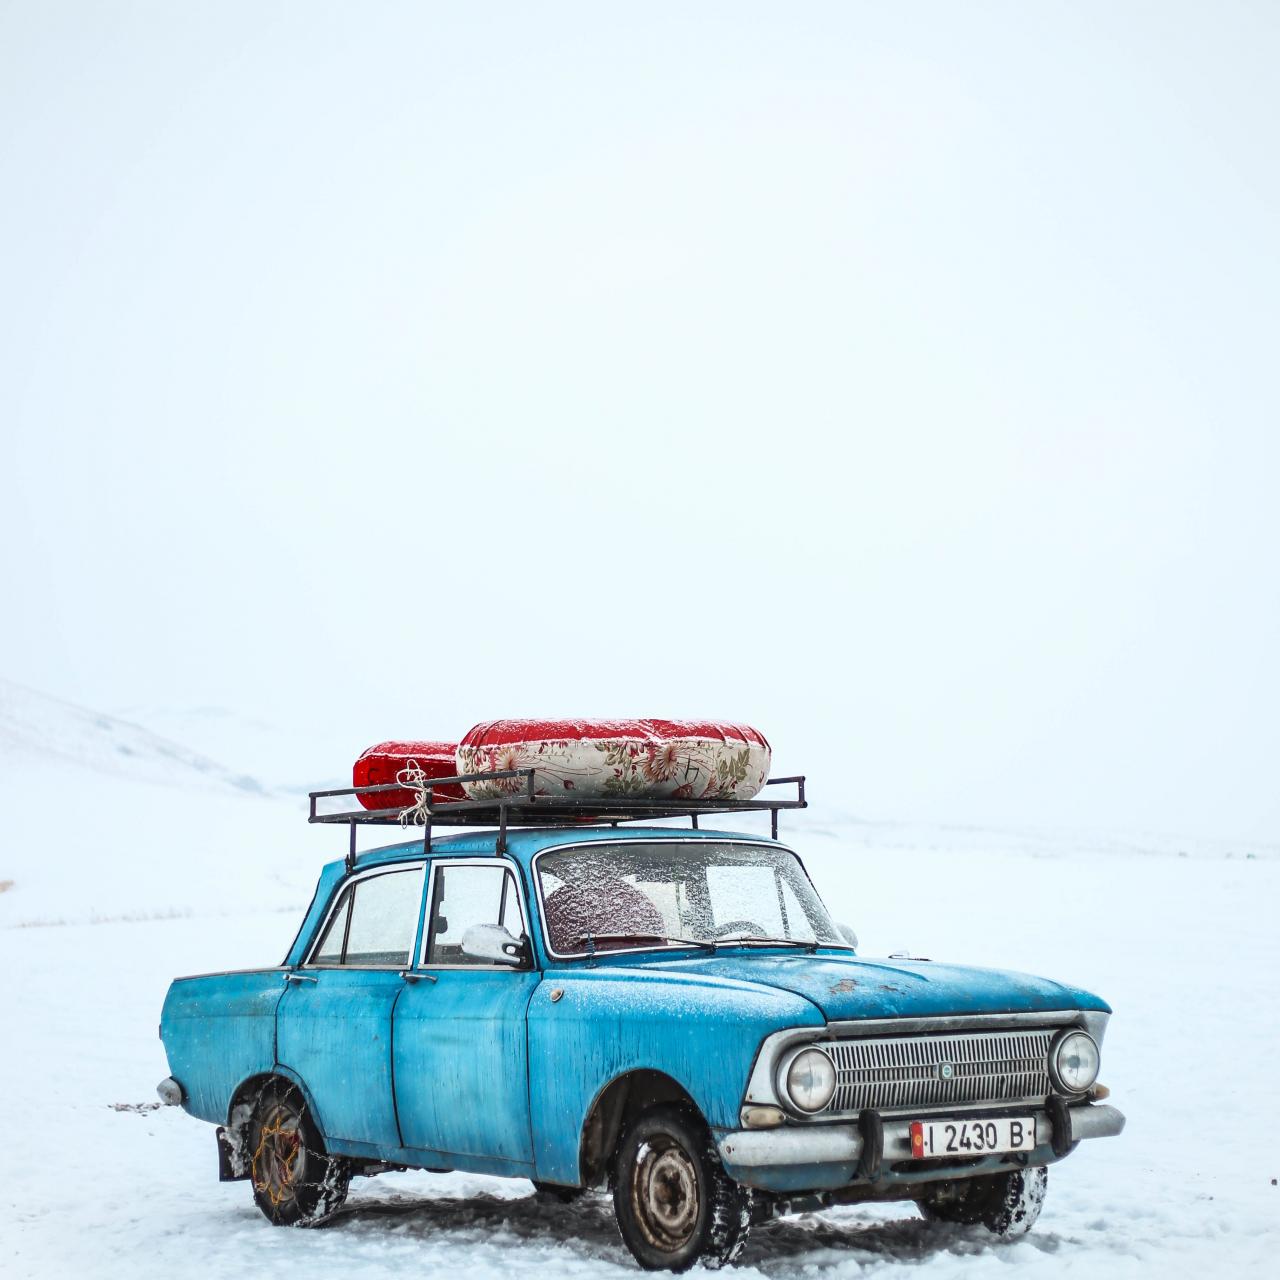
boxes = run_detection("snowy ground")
[2,682,1278,1278]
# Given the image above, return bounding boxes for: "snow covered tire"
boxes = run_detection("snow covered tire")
[917,1165,1048,1238]
[246,1082,350,1227]
[613,1104,752,1272]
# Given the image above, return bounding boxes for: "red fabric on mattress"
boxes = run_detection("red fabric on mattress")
[460,719,770,751]
[353,741,463,810]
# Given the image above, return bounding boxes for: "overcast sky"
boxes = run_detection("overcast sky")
[2,2,1277,841]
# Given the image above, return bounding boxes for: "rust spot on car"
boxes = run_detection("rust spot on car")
[829,978,859,994]
[0,879,13,894]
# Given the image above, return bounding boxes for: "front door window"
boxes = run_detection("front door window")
[424,863,525,966]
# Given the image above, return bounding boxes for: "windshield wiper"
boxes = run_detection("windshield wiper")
[710,934,826,953]
[575,932,717,953]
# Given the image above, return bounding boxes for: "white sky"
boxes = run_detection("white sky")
[2,2,1277,841]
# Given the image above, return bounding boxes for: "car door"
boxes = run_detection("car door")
[393,858,540,1167]
[275,861,425,1151]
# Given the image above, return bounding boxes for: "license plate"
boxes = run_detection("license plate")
[909,1116,1037,1159]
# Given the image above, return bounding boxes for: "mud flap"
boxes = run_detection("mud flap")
[216,1125,250,1182]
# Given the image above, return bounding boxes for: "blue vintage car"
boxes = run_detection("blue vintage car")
[158,776,1124,1271]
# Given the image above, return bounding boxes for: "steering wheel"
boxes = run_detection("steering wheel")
[709,919,767,939]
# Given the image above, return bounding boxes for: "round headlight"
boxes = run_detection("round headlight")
[1052,1030,1100,1094]
[782,1047,836,1114]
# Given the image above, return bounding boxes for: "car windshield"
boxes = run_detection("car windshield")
[537,841,842,955]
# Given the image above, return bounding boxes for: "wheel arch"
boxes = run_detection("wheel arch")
[578,1068,701,1188]
[226,1068,323,1136]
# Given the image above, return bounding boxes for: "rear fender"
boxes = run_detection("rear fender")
[160,971,286,1124]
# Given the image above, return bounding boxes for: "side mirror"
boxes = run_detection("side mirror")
[461,923,528,968]
[836,922,859,950]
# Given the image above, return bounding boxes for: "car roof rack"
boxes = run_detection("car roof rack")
[308,770,807,867]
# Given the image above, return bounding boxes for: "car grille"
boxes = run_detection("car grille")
[820,1028,1055,1114]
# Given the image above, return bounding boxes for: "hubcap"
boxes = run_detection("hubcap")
[251,1104,305,1206]
[631,1136,700,1252]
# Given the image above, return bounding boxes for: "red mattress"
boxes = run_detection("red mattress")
[456,718,771,802]
[352,741,464,811]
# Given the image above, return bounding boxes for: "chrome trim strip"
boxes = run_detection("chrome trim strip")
[1079,1010,1110,1047]
[824,1011,1094,1037]
[296,965,422,972]
[873,1095,1050,1119]
[530,837,835,962]
[171,967,289,982]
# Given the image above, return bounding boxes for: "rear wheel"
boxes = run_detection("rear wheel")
[613,1105,752,1271]
[917,1166,1048,1237]
[247,1083,350,1227]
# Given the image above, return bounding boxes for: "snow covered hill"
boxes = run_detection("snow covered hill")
[0,680,314,927]
[106,700,349,794]
[0,679,270,794]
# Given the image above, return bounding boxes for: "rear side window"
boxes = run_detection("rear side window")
[309,867,422,967]
[312,887,351,963]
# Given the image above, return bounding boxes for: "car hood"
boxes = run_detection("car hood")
[635,951,1110,1020]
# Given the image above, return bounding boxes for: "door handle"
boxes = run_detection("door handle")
[284,972,318,985]
[399,970,437,984]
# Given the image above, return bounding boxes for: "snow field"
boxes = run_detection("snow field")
[2,681,1276,1277]
[3,819,1277,1278]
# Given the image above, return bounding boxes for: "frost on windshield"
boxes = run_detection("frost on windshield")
[538,842,839,954]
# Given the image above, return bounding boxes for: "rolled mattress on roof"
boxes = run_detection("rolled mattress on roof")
[455,718,771,802]
[353,741,464,811]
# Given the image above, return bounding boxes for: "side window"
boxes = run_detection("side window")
[426,864,525,966]
[310,868,422,967]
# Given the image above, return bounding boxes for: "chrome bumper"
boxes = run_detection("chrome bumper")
[718,1103,1125,1169]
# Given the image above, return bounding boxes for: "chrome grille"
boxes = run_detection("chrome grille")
[821,1029,1055,1113]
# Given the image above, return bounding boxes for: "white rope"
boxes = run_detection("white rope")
[395,760,434,827]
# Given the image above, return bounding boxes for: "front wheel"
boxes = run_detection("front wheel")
[916,1166,1048,1238]
[613,1105,752,1272]
[247,1082,350,1227]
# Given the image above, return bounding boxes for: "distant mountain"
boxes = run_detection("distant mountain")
[0,679,266,795]
[107,702,348,794]
[0,680,316,927]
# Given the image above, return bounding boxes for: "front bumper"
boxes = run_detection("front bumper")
[717,1102,1125,1193]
